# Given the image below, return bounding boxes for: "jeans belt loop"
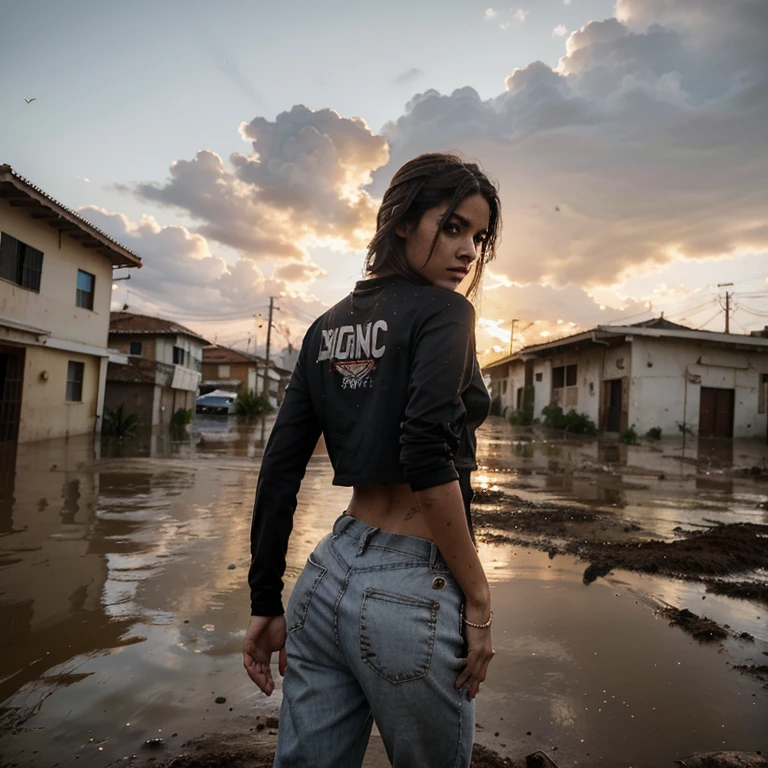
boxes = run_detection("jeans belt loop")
[429,542,443,571]
[357,527,377,557]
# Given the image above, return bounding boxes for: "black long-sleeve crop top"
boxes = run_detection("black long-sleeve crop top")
[248,274,491,615]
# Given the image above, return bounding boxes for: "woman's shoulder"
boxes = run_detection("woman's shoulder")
[414,286,476,326]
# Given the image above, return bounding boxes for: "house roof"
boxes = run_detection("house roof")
[202,345,263,365]
[482,316,768,371]
[109,311,210,343]
[0,164,142,269]
[201,345,292,376]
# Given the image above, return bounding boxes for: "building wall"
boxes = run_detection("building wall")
[109,335,157,362]
[0,203,113,348]
[201,361,252,391]
[630,338,768,438]
[531,360,551,418]
[18,346,99,443]
[103,381,155,425]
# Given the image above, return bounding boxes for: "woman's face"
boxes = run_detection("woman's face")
[398,193,491,292]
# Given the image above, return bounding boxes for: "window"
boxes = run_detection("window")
[553,364,578,388]
[173,346,185,366]
[501,380,508,394]
[0,232,43,292]
[66,361,85,402]
[76,269,95,310]
[553,364,579,407]
[535,372,543,382]
[129,341,143,356]
[218,364,231,378]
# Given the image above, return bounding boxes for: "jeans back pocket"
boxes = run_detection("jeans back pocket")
[359,588,439,683]
[286,556,326,635]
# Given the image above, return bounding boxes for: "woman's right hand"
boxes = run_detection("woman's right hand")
[455,609,494,701]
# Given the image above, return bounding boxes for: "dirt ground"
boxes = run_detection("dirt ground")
[471,488,768,591]
[123,729,517,768]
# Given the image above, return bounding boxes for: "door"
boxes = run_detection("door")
[604,378,623,432]
[699,387,735,438]
[0,347,25,443]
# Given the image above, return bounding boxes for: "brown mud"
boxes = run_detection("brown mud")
[704,580,768,606]
[472,489,768,582]
[122,730,517,768]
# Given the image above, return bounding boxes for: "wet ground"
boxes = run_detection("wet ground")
[0,417,766,767]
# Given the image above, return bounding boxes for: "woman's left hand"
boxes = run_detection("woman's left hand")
[243,615,287,696]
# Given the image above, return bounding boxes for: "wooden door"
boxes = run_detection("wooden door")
[604,378,623,432]
[699,387,735,438]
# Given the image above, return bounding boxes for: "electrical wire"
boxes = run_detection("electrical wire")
[695,309,724,330]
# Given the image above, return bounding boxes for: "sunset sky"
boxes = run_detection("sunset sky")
[2,0,766,360]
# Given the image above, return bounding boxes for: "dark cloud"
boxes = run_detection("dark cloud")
[393,68,425,86]
[373,0,768,288]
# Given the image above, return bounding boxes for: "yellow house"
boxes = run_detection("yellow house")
[0,164,142,444]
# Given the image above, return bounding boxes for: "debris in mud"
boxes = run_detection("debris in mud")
[704,580,768,607]
[658,607,728,642]
[582,563,613,584]
[676,751,768,767]
[143,737,166,750]
[731,664,768,688]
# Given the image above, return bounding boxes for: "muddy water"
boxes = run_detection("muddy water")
[0,416,766,767]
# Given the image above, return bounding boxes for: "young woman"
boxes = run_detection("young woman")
[243,153,501,767]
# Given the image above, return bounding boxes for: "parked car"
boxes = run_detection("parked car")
[196,390,238,415]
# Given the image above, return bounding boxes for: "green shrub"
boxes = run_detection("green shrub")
[619,425,638,444]
[170,408,193,427]
[542,404,597,435]
[236,389,274,419]
[645,427,662,440]
[102,404,140,438]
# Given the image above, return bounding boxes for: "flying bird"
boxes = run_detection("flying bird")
[554,205,561,212]
[25,98,36,104]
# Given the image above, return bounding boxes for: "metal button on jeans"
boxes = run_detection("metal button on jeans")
[432,576,446,590]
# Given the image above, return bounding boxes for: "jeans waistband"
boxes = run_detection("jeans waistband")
[332,513,448,571]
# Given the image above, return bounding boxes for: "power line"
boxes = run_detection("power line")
[695,308,723,330]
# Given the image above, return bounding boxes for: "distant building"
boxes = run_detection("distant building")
[105,312,209,426]
[484,317,768,440]
[0,164,142,444]
[201,345,290,407]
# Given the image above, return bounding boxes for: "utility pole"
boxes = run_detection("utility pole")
[507,318,519,356]
[263,297,280,394]
[718,282,734,333]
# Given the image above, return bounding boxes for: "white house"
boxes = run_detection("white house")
[0,164,142,444]
[484,318,768,440]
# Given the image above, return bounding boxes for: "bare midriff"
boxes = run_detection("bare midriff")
[347,483,435,541]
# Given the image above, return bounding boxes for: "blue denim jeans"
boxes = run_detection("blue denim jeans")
[274,514,474,767]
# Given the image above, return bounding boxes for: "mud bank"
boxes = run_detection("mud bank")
[472,489,768,582]
[119,730,514,768]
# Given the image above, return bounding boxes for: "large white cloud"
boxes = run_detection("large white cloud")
[122,106,389,268]
[80,206,326,345]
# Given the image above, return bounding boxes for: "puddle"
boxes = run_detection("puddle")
[0,418,766,767]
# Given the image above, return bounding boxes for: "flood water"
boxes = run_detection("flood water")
[0,417,766,767]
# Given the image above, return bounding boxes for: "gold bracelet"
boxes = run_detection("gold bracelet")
[463,610,493,629]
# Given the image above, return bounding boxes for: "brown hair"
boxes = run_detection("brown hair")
[365,153,501,300]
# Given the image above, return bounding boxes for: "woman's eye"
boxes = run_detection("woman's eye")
[444,223,460,235]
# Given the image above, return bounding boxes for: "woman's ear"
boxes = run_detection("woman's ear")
[394,219,410,239]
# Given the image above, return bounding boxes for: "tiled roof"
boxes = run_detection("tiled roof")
[0,164,142,268]
[109,311,210,343]
[202,345,263,364]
